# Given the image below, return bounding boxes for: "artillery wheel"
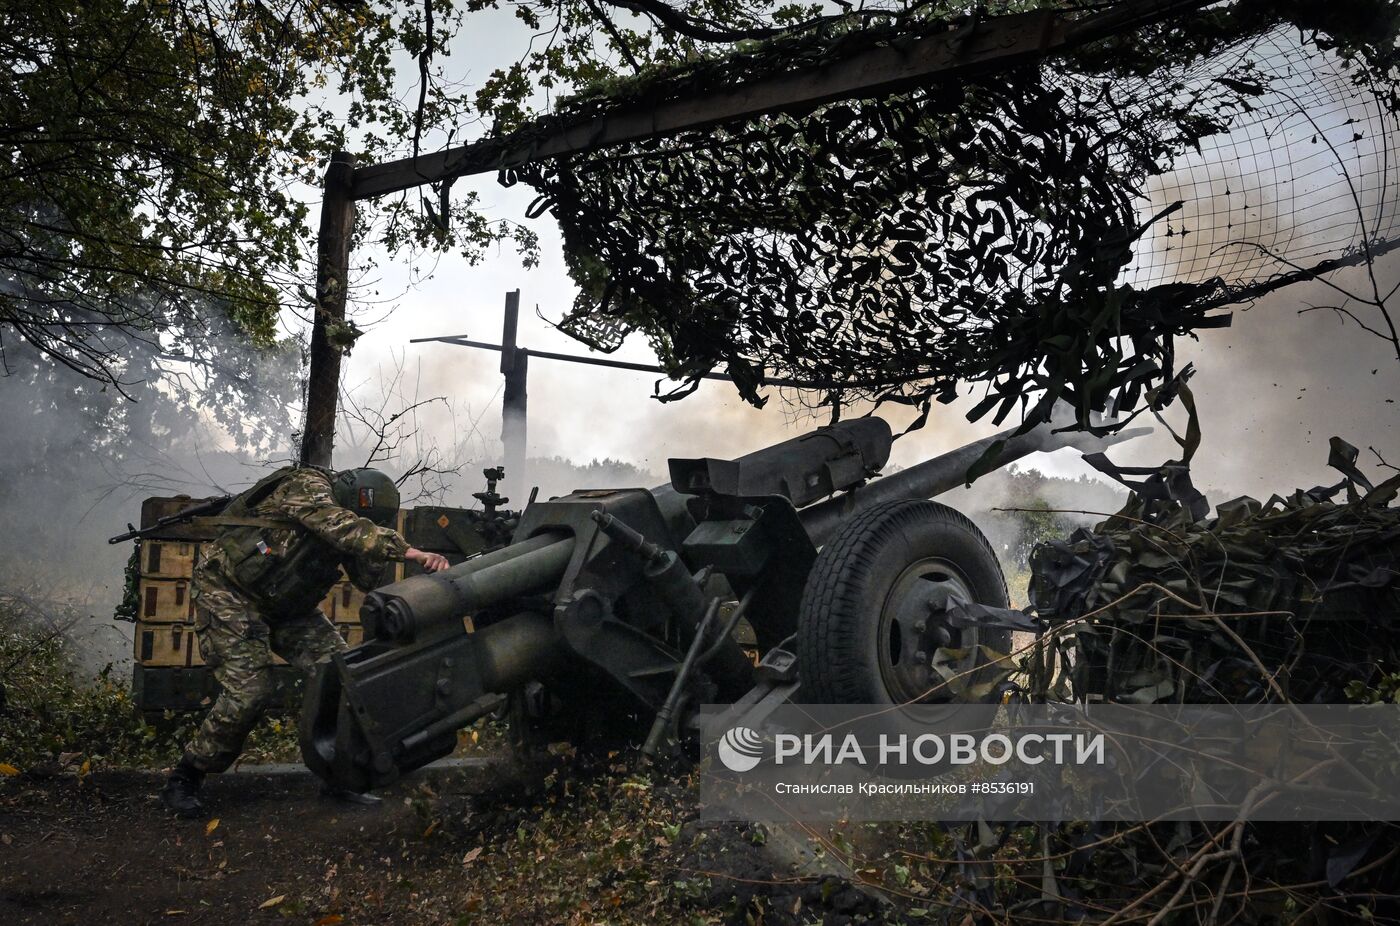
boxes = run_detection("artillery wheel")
[797,499,1010,704]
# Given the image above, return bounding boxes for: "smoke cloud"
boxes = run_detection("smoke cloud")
[0,319,302,671]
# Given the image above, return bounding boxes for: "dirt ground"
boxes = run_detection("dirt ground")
[0,758,885,926]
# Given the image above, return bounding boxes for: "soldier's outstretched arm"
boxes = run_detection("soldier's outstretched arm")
[271,470,410,562]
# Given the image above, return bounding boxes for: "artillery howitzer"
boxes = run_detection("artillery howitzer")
[302,408,1142,792]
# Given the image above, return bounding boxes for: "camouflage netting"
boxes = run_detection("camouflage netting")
[510,0,1400,437]
[1028,389,1400,704]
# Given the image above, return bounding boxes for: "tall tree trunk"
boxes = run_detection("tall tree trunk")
[301,152,357,467]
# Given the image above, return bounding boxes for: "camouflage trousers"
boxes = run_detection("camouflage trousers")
[184,573,346,773]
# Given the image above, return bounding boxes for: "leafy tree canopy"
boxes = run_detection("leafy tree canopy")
[0,0,860,396]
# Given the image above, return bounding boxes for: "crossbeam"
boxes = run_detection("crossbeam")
[351,0,1210,200]
[411,334,833,389]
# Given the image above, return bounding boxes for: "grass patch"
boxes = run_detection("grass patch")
[0,593,299,772]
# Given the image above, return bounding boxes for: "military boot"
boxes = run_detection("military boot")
[160,758,208,819]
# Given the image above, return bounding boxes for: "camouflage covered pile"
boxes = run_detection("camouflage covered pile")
[1029,427,1400,704]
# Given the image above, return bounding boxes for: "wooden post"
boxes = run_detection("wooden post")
[499,290,528,504]
[301,151,357,467]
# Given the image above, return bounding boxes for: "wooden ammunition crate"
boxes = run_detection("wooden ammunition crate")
[334,624,367,648]
[128,493,498,708]
[134,619,199,668]
[134,572,390,667]
[320,563,404,624]
[136,576,197,624]
[140,539,201,579]
[135,619,366,668]
[134,665,305,714]
[323,580,364,623]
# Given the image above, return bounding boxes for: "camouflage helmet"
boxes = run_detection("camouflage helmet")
[331,468,400,526]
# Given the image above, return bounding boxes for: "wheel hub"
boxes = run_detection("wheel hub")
[877,559,978,703]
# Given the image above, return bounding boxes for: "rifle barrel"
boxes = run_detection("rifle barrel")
[108,495,231,544]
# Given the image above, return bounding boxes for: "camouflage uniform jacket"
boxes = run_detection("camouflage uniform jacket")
[195,467,410,615]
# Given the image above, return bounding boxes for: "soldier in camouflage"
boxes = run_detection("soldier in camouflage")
[160,466,449,818]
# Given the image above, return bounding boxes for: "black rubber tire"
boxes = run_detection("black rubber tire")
[797,499,1010,704]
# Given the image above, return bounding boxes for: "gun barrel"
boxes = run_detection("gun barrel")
[668,417,892,507]
[108,526,141,545]
[363,532,576,641]
[799,416,1148,547]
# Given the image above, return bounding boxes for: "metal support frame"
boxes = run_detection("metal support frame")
[412,333,831,389]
